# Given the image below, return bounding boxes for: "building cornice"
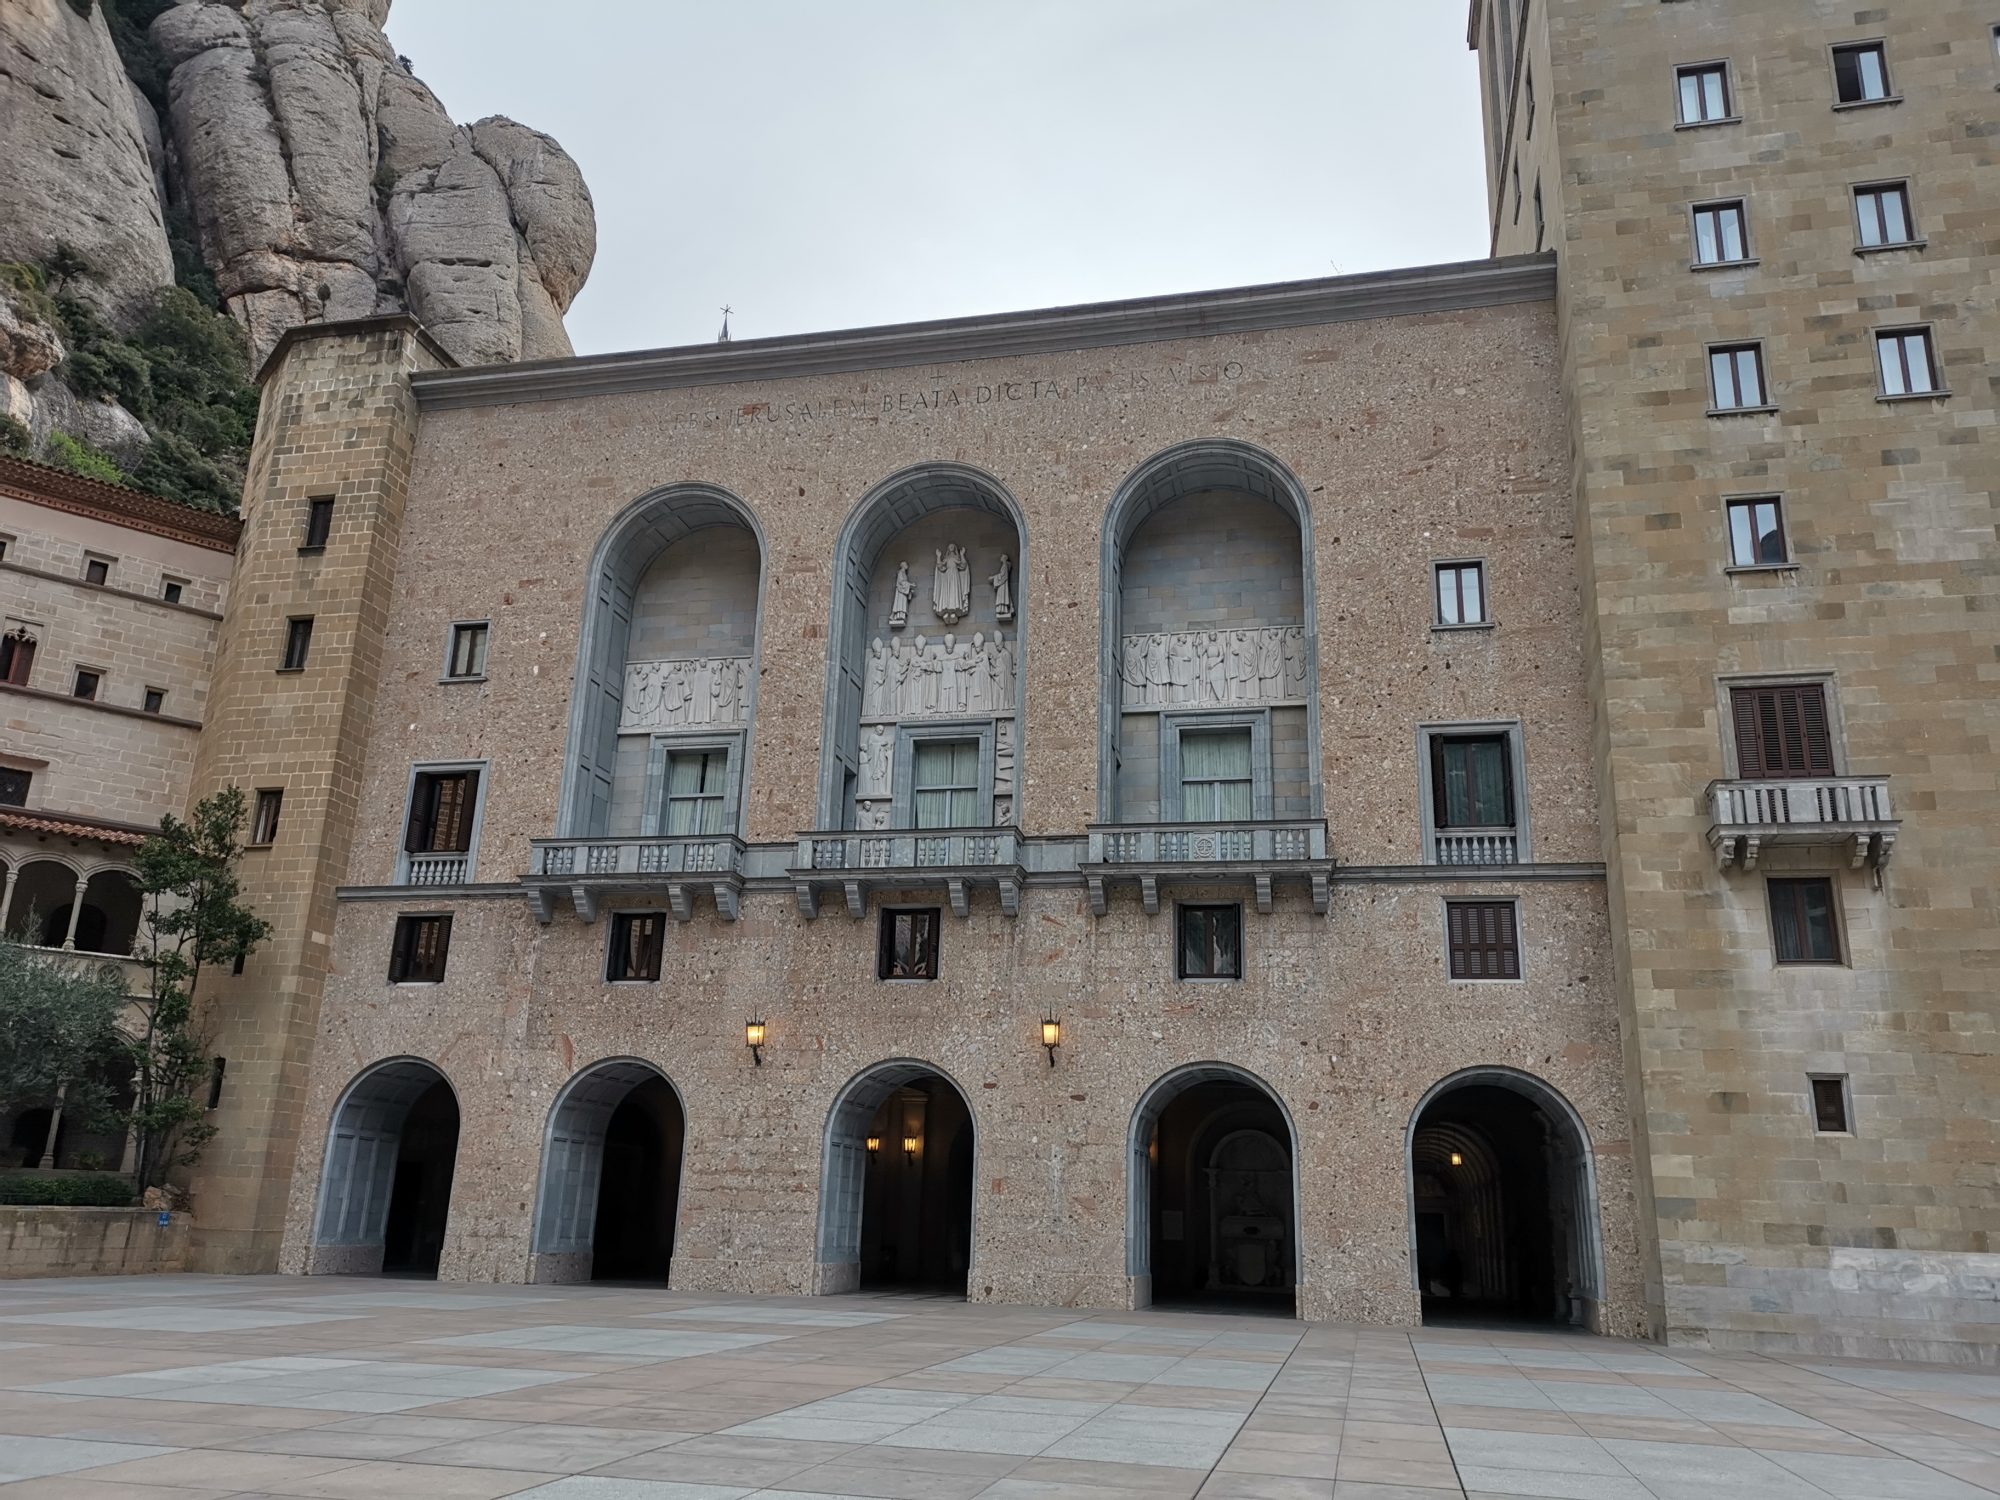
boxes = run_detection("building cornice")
[0,456,240,554]
[412,255,1558,413]
[254,313,459,386]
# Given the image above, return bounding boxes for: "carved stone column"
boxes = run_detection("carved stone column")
[38,1081,66,1170]
[0,865,17,934]
[61,873,89,950]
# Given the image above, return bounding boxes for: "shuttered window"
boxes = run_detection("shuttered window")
[1730,685,1834,779]
[1447,901,1520,979]
[388,914,452,983]
[404,770,480,853]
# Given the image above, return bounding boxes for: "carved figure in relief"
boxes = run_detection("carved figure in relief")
[993,630,1016,709]
[914,633,941,712]
[1227,629,1254,701]
[864,638,890,717]
[628,661,662,725]
[1171,634,1197,703]
[1258,628,1283,696]
[966,632,988,713]
[989,553,1014,621]
[857,799,890,830]
[1200,631,1227,704]
[1121,638,1146,702]
[1282,626,1307,695]
[932,543,971,624]
[994,795,1013,826]
[940,632,964,714]
[890,561,914,629]
[711,658,742,721]
[892,638,917,717]
[994,719,1015,793]
[858,725,893,797]
[663,660,692,723]
[1144,634,1170,707]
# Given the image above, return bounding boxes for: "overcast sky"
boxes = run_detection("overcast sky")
[385,1,1490,357]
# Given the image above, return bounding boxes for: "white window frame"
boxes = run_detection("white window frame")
[1689,198,1753,268]
[442,620,491,682]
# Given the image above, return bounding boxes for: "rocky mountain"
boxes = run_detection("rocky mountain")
[0,0,596,506]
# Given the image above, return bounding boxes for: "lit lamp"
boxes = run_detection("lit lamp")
[902,1133,920,1161]
[865,1135,881,1160]
[745,1018,766,1067]
[1041,1013,1061,1067]
[1449,1151,1463,1167]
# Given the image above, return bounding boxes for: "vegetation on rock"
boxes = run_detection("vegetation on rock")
[44,430,126,485]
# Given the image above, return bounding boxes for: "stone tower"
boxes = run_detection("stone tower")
[1471,1,2000,1357]
[184,319,449,1272]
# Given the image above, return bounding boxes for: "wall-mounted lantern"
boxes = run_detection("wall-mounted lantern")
[1449,1150,1463,1167]
[902,1133,920,1161]
[866,1135,881,1159]
[745,1018,766,1066]
[1041,1013,1062,1067]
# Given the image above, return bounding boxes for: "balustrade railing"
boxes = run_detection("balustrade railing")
[795,828,1020,873]
[1706,775,1897,870]
[404,851,469,885]
[530,836,744,880]
[1084,820,1328,866]
[1432,829,1519,866]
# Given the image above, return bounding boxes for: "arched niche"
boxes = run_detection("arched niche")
[816,465,1027,832]
[559,485,767,839]
[1405,1066,1606,1329]
[529,1057,686,1285]
[1099,441,1321,823]
[309,1057,461,1277]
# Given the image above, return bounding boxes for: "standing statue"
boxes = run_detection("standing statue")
[890,561,915,630]
[989,553,1015,621]
[863,638,890,717]
[1200,632,1227,704]
[1170,634,1197,703]
[1144,634,1171,706]
[1258,628,1283,697]
[932,543,971,624]
[1121,638,1146,703]
[914,634,942,713]
[940,632,964,713]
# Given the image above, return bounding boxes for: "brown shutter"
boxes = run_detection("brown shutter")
[1448,901,1520,979]
[451,770,481,851]
[389,916,414,981]
[1731,685,1832,779]
[403,773,436,853]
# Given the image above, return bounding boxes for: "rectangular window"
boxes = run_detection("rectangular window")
[83,556,111,586]
[207,1057,227,1111]
[446,621,488,680]
[1727,497,1788,567]
[1692,200,1749,265]
[0,535,10,563]
[0,768,29,806]
[664,749,729,836]
[1811,1075,1851,1133]
[250,788,283,846]
[1876,328,1940,396]
[1709,343,1768,410]
[1854,183,1914,247]
[878,907,940,980]
[72,668,100,701]
[161,578,185,605]
[1832,42,1890,103]
[0,631,35,687]
[281,616,314,671]
[142,686,167,714]
[1179,728,1253,821]
[1677,62,1732,123]
[404,769,480,853]
[388,913,452,983]
[303,496,334,550]
[1435,562,1487,626]
[607,911,665,982]
[1433,735,1514,828]
[1770,877,1841,964]
[1731,683,1834,779]
[1447,900,1521,979]
[912,739,980,829]
[1178,904,1243,980]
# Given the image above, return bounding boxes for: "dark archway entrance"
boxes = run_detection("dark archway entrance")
[1409,1070,1602,1328]
[1130,1063,1298,1314]
[816,1060,976,1296]
[311,1058,460,1277]
[531,1060,685,1284]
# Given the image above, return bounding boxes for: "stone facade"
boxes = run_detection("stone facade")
[1473,0,2000,1359]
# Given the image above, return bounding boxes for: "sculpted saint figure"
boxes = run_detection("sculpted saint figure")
[712,657,743,721]
[663,660,692,723]
[940,632,963,713]
[1144,634,1170,706]
[1258,628,1283,697]
[967,632,988,713]
[890,561,914,629]
[915,633,941,712]
[1201,631,1227,704]
[1170,633,1197,703]
[1282,626,1308,694]
[1122,638,1146,703]
[1226,629,1253,701]
[992,629,1015,707]
[892,638,917,716]
[989,552,1014,621]
[626,662,661,728]
[864,637,890,717]
[932,543,971,624]
[858,725,893,796]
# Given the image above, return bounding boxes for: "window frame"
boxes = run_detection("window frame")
[1444,897,1524,982]
[1175,902,1244,982]
[1809,1074,1853,1135]
[1852,180,1921,251]
[1159,709,1272,823]
[1716,673,1848,779]
[1724,494,1791,571]
[1689,198,1754,268]
[605,909,667,983]
[0,629,37,688]
[1706,342,1773,414]
[1416,720,1533,863]
[0,766,31,806]
[643,731,743,839]
[81,554,113,587]
[1829,39,1897,108]
[160,577,187,605]
[1532,177,1545,250]
[71,666,102,701]
[1767,876,1845,966]
[877,906,941,981]
[280,616,314,673]
[141,685,167,715]
[1433,559,1491,628]
[1875,326,1945,400]
[1674,60,1737,126]
[301,496,334,552]
[890,720,995,831]
[394,760,490,883]
[388,912,453,985]
[443,620,490,682]
[249,788,284,847]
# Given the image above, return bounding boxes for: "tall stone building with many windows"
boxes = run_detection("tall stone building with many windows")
[137,2,1995,1363]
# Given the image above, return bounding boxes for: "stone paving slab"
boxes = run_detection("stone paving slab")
[0,1276,1997,1497]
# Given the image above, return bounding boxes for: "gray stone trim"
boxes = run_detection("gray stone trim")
[642,731,746,838]
[890,720,996,830]
[413,257,1558,412]
[392,759,491,886]
[1415,719,1534,864]
[1159,710,1272,822]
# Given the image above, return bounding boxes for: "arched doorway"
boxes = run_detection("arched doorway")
[1408,1068,1603,1329]
[530,1059,685,1284]
[816,1060,976,1296]
[1129,1063,1299,1314]
[311,1058,460,1277]
[6,860,80,946]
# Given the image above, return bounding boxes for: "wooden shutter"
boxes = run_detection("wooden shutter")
[1731,685,1833,779]
[1448,901,1520,979]
[442,770,480,852]
[403,773,436,852]
[389,916,414,981]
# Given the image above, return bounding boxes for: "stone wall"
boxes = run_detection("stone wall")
[0,1207,190,1278]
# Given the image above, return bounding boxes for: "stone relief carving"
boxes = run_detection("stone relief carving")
[889,561,914,630]
[994,719,1015,795]
[857,724,894,798]
[1119,627,1307,709]
[620,656,751,731]
[862,631,1017,720]
[989,553,1014,622]
[932,543,971,624]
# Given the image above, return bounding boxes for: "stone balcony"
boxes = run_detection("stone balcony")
[789,828,1025,919]
[524,835,747,922]
[404,851,471,886]
[1432,828,1519,866]
[1706,776,1898,871]
[1080,819,1332,915]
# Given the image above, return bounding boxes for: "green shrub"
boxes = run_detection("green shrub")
[0,416,28,456]
[0,262,61,329]
[0,1172,137,1207]
[45,431,126,485]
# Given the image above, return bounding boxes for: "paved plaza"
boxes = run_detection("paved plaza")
[0,1278,1994,1498]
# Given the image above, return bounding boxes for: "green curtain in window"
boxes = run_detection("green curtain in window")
[914,740,980,828]
[1181,729,1253,821]
[665,751,725,835]
[1441,739,1509,827]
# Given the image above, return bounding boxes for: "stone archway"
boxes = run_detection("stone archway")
[309,1058,460,1277]
[529,1058,686,1284]
[1407,1067,1605,1329]
[815,1059,977,1296]
[1129,1062,1301,1313]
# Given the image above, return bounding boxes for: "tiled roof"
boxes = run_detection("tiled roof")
[0,807,150,847]
[0,453,241,553]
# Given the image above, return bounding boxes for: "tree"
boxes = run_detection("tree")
[0,938,127,1122]
[127,787,270,1192]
